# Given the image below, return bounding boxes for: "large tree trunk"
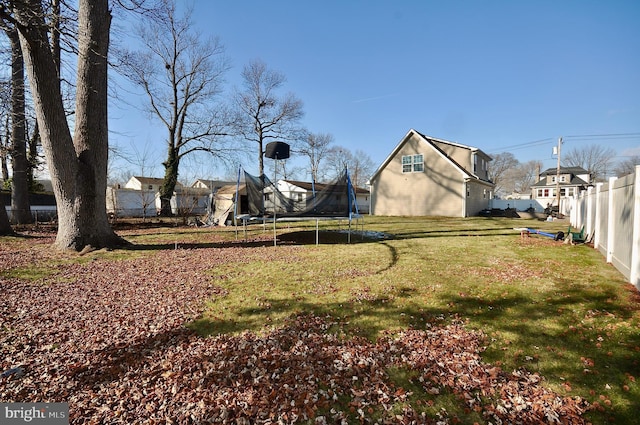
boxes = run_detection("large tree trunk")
[15,0,125,250]
[159,146,179,217]
[8,28,32,225]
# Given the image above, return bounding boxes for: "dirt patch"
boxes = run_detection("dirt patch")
[278,230,390,245]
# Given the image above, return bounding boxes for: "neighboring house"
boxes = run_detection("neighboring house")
[105,187,157,218]
[505,192,532,200]
[369,129,494,217]
[105,176,175,217]
[531,166,591,206]
[165,186,211,215]
[107,176,195,217]
[191,179,236,191]
[124,176,183,192]
[276,179,370,214]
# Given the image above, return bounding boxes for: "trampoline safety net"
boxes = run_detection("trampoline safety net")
[243,169,358,218]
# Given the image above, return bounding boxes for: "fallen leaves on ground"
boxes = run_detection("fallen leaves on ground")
[1,234,589,424]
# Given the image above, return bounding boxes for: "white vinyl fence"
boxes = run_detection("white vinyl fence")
[569,165,640,290]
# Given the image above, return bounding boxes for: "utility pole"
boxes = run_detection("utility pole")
[554,137,562,209]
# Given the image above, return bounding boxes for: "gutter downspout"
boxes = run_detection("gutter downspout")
[462,179,469,218]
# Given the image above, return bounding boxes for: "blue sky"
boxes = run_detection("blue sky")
[109,0,640,180]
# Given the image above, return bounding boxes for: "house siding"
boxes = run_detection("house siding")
[370,129,494,218]
[431,140,469,170]
[465,180,492,217]
[371,133,466,216]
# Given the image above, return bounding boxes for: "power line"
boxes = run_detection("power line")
[489,132,640,153]
[564,132,640,139]
[564,133,640,143]
[488,137,554,152]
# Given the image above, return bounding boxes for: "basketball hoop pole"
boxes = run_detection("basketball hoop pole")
[273,155,277,247]
[264,141,290,247]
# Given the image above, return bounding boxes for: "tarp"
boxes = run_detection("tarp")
[210,184,245,226]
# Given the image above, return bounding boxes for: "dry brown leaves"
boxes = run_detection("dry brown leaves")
[1,235,589,424]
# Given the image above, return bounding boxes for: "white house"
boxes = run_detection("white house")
[107,176,199,217]
[191,179,236,191]
[106,187,158,218]
[164,186,211,216]
[531,167,591,207]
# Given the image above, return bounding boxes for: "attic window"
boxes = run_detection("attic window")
[402,154,424,173]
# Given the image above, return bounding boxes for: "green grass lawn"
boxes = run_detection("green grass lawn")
[186,216,639,424]
[2,216,638,423]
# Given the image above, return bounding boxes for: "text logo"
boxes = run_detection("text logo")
[1,403,69,424]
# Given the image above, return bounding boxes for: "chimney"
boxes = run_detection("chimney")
[535,164,541,183]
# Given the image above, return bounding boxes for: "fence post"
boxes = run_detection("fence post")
[631,165,640,289]
[585,186,594,237]
[593,183,604,249]
[569,195,576,225]
[606,177,617,264]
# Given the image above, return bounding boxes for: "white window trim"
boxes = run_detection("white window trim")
[402,154,424,173]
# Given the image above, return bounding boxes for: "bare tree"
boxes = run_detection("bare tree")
[298,131,333,184]
[325,146,351,183]
[0,76,11,233]
[562,144,616,182]
[614,155,640,177]
[26,120,43,191]
[488,152,519,198]
[350,149,376,188]
[503,159,543,195]
[5,26,31,223]
[232,59,305,177]
[0,80,9,183]
[118,0,231,216]
[2,0,125,250]
[324,146,375,188]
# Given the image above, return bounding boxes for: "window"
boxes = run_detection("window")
[296,193,303,202]
[402,154,424,173]
[148,185,153,190]
[264,193,271,201]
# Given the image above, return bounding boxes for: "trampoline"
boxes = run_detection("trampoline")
[231,166,363,245]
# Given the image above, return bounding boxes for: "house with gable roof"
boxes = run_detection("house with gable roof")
[368,129,494,217]
[531,166,591,207]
